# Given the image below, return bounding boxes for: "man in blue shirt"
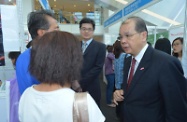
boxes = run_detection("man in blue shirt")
[16,10,59,94]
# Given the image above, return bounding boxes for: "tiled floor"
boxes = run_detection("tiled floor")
[100,81,119,122]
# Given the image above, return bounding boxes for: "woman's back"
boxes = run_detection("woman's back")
[114,53,126,89]
[19,31,105,122]
[19,87,104,122]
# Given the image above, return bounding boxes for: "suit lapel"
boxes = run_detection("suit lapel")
[124,46,153,98]
[83,40,94,55]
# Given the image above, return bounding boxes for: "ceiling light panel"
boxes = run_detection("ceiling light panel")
[142,9,181,25]
[115,0,128,5]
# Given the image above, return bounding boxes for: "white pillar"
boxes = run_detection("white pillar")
[17,0,34,52]
[22,0,34,25]
[153,26,157,47]
[182,0,187,78]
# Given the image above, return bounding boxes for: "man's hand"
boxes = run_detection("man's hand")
[71,80,82,92]
[113,90,124,105]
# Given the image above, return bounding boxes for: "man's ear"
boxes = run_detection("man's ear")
[37,29,46,37]
[141,31,147,42]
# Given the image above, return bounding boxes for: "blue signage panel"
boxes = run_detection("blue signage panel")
[104,0,157,28]
[124,0,153,16]
[39,0,50,10]
[104,10,122,28]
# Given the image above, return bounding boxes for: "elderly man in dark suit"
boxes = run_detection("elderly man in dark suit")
[79,18,106,107]
[113,16,187,122]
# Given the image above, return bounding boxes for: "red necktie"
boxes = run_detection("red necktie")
[127,58,136,88]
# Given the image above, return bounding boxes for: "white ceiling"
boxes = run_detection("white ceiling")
[104,0,186,35]
[135,0,185,28]
[101,0,185,28]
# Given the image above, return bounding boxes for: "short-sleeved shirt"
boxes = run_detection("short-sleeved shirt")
[19,87,105,122]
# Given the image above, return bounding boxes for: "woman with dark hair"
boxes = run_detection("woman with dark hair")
[113,40,129,90]
[8,51,21,68]
[155,38,171,55]
[113,40,129,119]
[172,37,183,62]
[18,31,105,122]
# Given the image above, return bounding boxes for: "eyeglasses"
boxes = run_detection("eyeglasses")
[80,27,93,32]
[118,33,139,40]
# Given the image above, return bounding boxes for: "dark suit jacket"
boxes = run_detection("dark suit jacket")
[121,46,187,122]
[80,39,106,105]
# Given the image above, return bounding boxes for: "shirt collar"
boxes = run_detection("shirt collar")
[82,38,93,46]
[133,44,148,63]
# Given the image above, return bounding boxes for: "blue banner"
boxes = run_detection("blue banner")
[124,0,153,16]
[39,0,50,10]
[104,0,156,28]
[104,10,122,28]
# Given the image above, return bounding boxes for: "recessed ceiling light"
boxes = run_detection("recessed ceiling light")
[88,4,90,6]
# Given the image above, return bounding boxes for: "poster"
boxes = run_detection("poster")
[0,11,5,66]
